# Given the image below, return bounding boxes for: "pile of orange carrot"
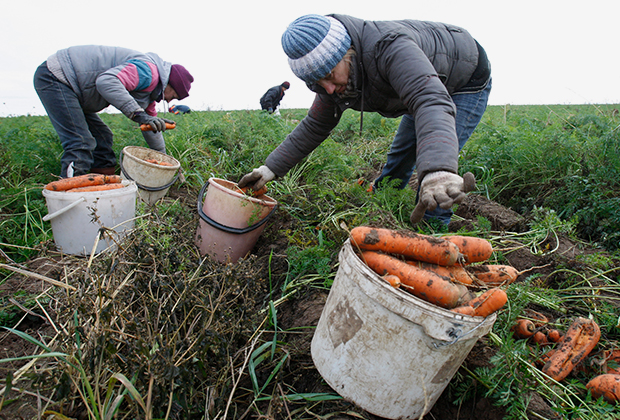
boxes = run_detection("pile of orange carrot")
[350,226,516,317]
[144,158,174,166]
[44,174,125,193]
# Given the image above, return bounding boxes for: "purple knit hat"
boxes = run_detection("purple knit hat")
[168,64,194,99]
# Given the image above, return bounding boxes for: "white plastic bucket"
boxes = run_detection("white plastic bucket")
[42,180,137,256]
[120,146,181,205]
[311,239,497,419]
[195,178,277,264]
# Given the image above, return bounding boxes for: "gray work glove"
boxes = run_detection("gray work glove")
[419,171,469,211]
[238,165,276,190]
[132,112,168,132]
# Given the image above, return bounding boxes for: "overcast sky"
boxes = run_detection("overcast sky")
[1,0,618,118]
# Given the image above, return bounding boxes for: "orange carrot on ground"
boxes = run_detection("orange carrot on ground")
[351,226,463,266]
[511,318,536,339]
[406,260,473,285]
[531,331,550,346]
[381,274,401,288]
[66,183,126,192]
[140,122,176,131]
[451,305,476,316]
[443,235,493,264]
[525,310,549,327]
[44,174,121,191]
[587,374,620,403]
[361,250,470,309]
[467,264,520,286]
[547,329,563,343]
[466,288,508,318]
[603,349,620,375]
[542,317,601,382]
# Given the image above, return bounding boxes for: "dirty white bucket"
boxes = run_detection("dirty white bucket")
[42,181,137,256]
[120,146,181,205]
[195,178,277,264]
[311,239,497,419]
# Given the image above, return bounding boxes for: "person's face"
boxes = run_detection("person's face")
[164,85,179,102]
[316,58,350,95]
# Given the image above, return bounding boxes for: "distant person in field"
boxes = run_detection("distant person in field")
[260,81,290,114]
[239,14,491,225]
[34,45,194,178]
[169,104,191,114]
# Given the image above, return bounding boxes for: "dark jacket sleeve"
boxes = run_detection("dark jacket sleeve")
[377,35,459,180]
[260,86,281,109]
[265,94,340,176]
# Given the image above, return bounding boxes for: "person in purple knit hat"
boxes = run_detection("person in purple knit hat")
[34,45,194,178]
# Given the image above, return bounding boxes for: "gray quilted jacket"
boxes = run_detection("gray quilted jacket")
[265,14,490,182]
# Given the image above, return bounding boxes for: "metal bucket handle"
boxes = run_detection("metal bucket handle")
[196,180,278,234]
[119,149,181,192]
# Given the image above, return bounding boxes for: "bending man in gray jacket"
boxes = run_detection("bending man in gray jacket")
[239,14,491,225]
[34,45,194,178]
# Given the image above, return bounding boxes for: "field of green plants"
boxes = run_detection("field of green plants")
[0,104,619,419]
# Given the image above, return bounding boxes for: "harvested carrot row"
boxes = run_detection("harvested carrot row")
[351,226,463,266]
[466,288,508,318]
[467,264,520,286]
[361,251,470,309]
[511,318,536,339]
[542,317,601,382]
[44,174,121,191]
[406,260,473,285]
[66,183,126,193]
[587,374,620,403]
[443,235,493,264]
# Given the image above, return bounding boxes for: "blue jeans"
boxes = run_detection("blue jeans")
[374,80,492,224]
[34,62,116,177]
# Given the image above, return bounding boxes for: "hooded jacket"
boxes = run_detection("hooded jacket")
[260,85,286,110]
[265,14,490,182]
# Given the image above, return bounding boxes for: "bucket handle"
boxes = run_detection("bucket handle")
[119,149,181,192]
[197,180,278,234]
[42,197,86,222]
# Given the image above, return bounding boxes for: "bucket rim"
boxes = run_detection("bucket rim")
[197,179,278,234]
[119,148,181,191]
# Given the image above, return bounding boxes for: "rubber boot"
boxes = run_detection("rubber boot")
[90,167,116,176]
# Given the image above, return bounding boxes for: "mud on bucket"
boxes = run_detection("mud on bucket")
[195,178,278,264]
[311,239,497,419]
[120,146,181,205]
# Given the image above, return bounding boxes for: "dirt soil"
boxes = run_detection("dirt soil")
[0,188,601,420]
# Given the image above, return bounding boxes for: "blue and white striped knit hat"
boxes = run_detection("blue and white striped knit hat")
[281,15,351,84]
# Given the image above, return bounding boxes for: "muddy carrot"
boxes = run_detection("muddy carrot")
[44,174,121,191]
[240,186,268,197]
[542,317,601,382]
[531,331,550,346]
[511,318,536,339]
[451,305,476,316]
[525,310,549,327]
[547,329,563,343]
[467,288,508,318]
[350,226,463,266]
[443,235,493,264]
[140,122,176,131]
[587,374,620,403]
[66,184,126,192]
[361,251,470,309]
[381,274,401,288]
[406,260,473,285]
[467,264,520,286]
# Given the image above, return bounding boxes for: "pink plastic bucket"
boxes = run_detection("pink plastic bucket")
[195,178,277,263]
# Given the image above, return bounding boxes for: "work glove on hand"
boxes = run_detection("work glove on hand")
[132,112,168,132]
[238,165,275,191]
[418,171,469,211]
